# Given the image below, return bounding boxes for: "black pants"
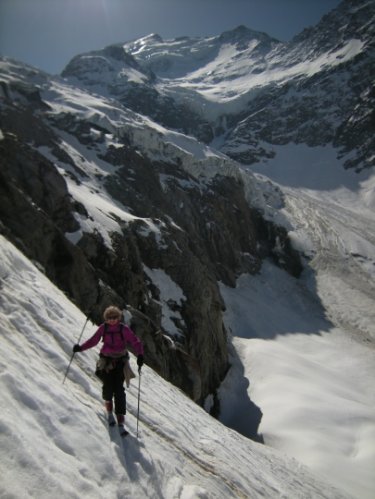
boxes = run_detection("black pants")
[101,359,126,415]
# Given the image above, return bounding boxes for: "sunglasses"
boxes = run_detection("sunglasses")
[107,316,120,320]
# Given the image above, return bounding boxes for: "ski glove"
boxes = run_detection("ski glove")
[73,344,82,353]
[137,354,144,368]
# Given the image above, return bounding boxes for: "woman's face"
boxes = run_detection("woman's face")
[106,315,120,324]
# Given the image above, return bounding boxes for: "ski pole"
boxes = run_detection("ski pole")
[63,314,90,384]
[136,367,142,438]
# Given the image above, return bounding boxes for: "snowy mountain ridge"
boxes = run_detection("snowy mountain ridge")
[62,0,375,170]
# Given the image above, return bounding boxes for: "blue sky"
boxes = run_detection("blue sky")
[0,0,342,74]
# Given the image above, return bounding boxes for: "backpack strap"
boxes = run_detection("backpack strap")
[103,322,125,344]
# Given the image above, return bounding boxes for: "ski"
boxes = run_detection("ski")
[105,412,129,437]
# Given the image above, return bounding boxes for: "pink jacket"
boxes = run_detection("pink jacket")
[80,322,144,357]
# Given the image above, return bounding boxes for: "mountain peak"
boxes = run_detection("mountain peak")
[219,24,280,44]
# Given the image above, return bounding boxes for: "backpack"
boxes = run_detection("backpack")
[95,323,129,381]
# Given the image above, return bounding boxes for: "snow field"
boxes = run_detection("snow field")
[220,265,375,499]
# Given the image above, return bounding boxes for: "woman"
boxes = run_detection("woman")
[73,306,144,435]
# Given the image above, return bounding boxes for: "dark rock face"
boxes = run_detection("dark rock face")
[0,133,99,309]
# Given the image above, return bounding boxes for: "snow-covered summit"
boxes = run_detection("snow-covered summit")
[122,25,280,80]
[59,0,374,170]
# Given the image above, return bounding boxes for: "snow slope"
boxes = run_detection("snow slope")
[0,236,349,499]
[218,144,375,499]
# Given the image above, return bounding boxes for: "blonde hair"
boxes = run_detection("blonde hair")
[103,306,122,321]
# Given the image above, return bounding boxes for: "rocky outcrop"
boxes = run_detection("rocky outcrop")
[0,132,99,308]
